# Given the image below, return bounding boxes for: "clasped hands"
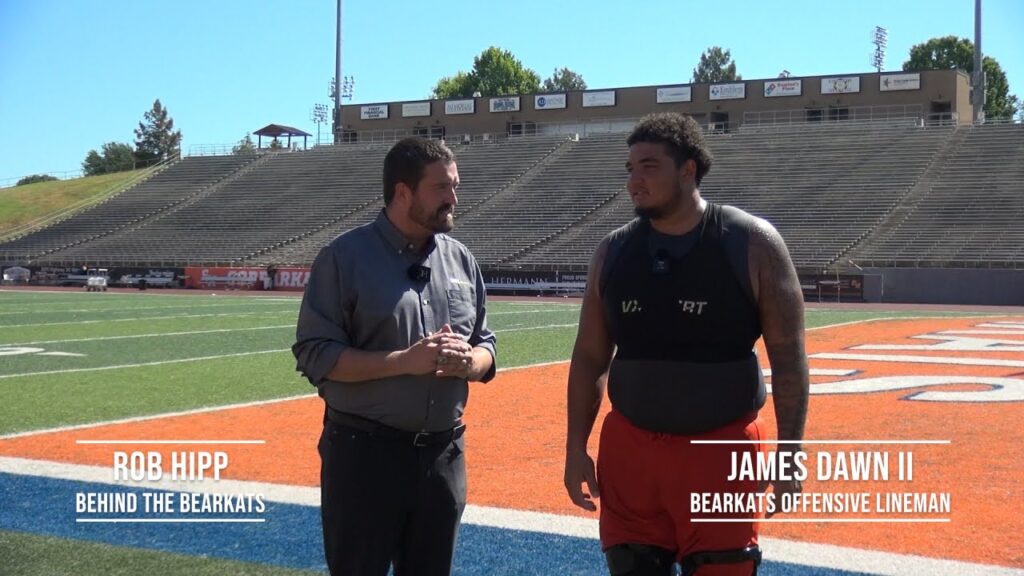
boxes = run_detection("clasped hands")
[406,324,474,378]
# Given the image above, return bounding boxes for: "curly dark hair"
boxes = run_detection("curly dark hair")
[383,137,455,205]
[626,113,714,185]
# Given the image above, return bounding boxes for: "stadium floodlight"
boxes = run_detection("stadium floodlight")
[872,26,888,72]
[342,76,355,100]
[311,104,329,145]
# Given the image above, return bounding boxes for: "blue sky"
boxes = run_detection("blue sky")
[1,0,1021,182]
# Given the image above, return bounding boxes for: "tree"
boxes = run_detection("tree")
[692,46,742,83]
[16,174,58,186]
[903,36,1019,120]
[82,142,136,176]
[542,67,587,92]
[134,99,182,163]
[82,150,105,176]
[233,133,256,155]
[431,46,541,99]
[433,72,474,100]
[268,138,284,150]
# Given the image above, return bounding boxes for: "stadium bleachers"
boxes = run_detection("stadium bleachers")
[510,122,955,270]
[0,155,257,260]
[248,134,569,265]
[3,120,1022,272]
[447,132,628,265]
[33,145,390,264]
[847,122,1024,267]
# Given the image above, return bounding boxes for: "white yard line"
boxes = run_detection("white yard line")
[0,349,291,380]
[5,325,296,346]
[497,301,580,307]
[2,311,295,329]
[0,395,318,440]
[0,360,571,440]
[499,323,576,333]
[812,352,1024,368]
[0,301,295,316]
[489,309,579,316]
[4,322,569,347]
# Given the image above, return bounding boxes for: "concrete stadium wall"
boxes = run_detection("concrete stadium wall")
[864,267,1024,306]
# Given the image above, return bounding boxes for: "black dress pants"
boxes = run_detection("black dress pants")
[318,418,467,576]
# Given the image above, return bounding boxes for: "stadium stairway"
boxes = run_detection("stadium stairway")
[838,126,970,269]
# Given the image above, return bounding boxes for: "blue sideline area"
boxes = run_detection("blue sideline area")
[0,472,874,575]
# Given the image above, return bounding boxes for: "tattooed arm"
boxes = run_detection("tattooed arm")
[749,217,810,507]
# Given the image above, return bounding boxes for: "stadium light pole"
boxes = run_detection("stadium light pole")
[334,0,343,142]
[312,104,328,145]
[973,0,985,123]
[872,26,887,73]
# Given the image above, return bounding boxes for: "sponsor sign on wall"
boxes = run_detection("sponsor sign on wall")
[360,104,389,120]
[445,99,475,115]
[272,267,312,291]
[401,102,431,117]
[582,90,616,107]
[821,76,861,94]
[764,79,802,97]
[183,267,311,291]
[534,93,567,109]
[483,270,586,294]
[880,73,921,91]
[709,82,746,100]
[185,267,265,290]
[656,85,692,103]
[489,96,520,113]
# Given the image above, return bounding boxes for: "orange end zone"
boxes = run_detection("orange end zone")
[1,316,1022,568]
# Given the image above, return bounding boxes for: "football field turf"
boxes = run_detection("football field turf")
[1,289,1021,575]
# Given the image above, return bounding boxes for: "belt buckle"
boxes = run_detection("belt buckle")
[413,431,430,447]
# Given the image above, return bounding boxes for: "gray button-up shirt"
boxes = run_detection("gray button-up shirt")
[293,210,497,432]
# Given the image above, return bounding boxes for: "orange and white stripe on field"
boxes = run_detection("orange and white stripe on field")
[0,317,1021,568]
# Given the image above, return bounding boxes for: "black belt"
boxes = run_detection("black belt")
[326,407,465,447]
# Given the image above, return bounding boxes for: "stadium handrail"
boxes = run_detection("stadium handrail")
[0,169,85,188]
[743,104,929,125]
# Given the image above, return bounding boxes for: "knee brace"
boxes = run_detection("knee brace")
[604,543,676,576]
[678,545,762,576]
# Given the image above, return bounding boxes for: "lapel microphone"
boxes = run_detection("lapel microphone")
[407,264,431,282]
[651,249,671,275]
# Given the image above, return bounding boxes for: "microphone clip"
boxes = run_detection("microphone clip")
[651,249,671,275]
[407,264,431,283]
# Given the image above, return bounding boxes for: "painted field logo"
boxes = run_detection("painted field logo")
[780,318,1024,402]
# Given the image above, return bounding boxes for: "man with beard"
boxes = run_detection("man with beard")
[293,137,496,576]
[564,113,808,575]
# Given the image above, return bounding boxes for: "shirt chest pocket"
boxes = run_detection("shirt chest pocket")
[446,287,476,336]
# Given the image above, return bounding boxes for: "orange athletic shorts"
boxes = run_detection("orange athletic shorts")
[597,409,767,575]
